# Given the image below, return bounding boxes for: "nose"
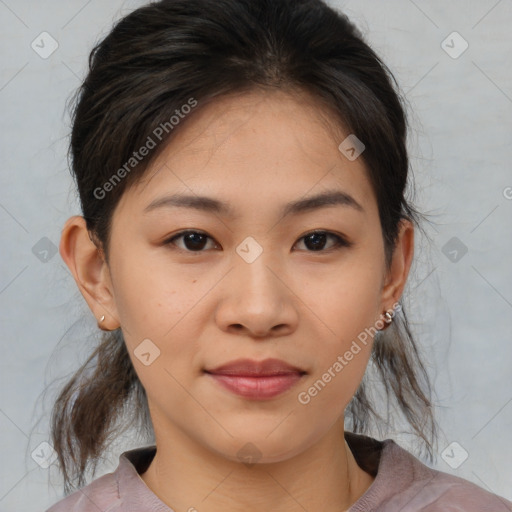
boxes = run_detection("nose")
[214,253,299,339]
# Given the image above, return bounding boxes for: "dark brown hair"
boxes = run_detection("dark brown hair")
[50,0,438,494]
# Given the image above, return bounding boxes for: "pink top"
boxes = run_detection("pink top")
[46,432,512,511]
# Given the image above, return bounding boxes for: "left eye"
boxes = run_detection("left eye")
[164,230,351,253]
[295,231,351,252]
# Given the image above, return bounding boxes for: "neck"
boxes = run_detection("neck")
[140,419,375,512]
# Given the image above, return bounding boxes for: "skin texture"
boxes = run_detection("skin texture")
[60,88,414,512]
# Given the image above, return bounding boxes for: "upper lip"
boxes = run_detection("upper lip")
[204,358,306,376]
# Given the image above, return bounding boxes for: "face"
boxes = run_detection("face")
[70,89,411,463]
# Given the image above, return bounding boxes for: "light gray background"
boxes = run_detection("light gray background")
[1,0,511,510]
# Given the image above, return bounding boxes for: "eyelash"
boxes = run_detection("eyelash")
[162,230,353,254]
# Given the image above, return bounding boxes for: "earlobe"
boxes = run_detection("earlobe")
[380,219,414,308]
[59,216,120,330]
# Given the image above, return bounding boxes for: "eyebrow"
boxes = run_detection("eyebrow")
[143,190,364,218]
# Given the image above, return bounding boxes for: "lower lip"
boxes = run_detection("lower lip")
[206,372,304,399]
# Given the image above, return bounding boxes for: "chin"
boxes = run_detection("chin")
[207,430,313,466]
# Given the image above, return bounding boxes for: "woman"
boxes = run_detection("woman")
[46,0,512,510]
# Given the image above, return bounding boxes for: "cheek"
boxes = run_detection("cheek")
[296,285,378,415]
[299,346,372,415]
[294,255,382,392]
[110,253,216,397]
[297,256,383,341]
[110,242,200,338]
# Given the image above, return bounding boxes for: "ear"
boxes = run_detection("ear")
[59,215,120,330]
[380,218,414,311]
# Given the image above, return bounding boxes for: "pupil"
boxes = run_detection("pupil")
[185,233,206,250]
[306,233,326,251]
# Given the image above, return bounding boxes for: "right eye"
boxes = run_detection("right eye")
[163,230,219,252]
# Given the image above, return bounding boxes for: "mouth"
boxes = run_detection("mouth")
[204,358,307,400]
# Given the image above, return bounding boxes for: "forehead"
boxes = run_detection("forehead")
[118,88,377,219]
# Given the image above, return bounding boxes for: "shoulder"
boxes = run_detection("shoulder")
[345,432,512,512]
[44,445,158,512]
[45,469,120,511]
[405,467,512,511]
[379,440,512,512]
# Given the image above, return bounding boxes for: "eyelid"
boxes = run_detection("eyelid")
[294,230,352,251]
[163,229,353,253]
[164,230,219,252]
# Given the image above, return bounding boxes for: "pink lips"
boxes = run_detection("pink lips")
[204,358,306,400]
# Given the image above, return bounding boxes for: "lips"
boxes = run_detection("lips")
[204,358,306,399]
[204,358,306,377]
